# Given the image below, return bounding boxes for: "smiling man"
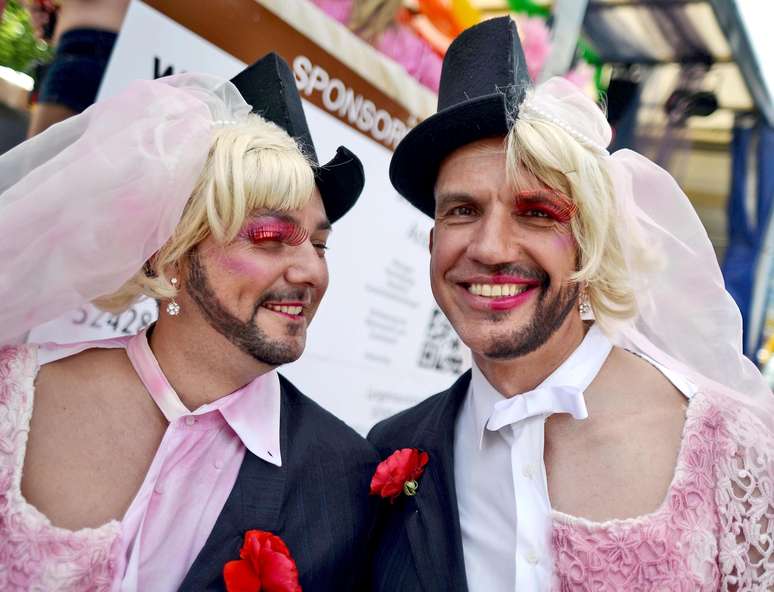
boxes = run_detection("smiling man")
[368,17,774,592]
[0,54,376,591]
[433,154,581,365]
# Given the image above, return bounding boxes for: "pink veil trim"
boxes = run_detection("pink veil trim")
[0,74,252,345]
[525,78,774,419]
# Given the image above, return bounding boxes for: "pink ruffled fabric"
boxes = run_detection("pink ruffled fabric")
[551,389,774,591]
[376,25,442,92]
[0,345,121,591]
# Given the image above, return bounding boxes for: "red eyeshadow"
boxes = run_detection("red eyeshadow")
[513,190,577,224]
[239,216,309,246]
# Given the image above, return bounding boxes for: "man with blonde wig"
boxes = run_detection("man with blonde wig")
[369,17,774,591]
[0,54,376,591]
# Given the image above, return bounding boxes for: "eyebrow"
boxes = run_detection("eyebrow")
[513,189,562,200]
[251,209,332,232]
[435,191,480,210]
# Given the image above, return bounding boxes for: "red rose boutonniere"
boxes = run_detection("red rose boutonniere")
[223,530,302,592]
[370,448,429,502]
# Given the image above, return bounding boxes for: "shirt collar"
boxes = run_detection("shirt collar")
[470,323,612,445]
[127,330,282,467]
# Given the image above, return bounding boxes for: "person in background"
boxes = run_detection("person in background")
[312,0,442,92]
[25,0,129,137]
[0,53,376,591]
[368,17,774,591]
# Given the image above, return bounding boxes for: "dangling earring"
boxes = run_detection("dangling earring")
[166,277,181,316]
[579,288,592,318]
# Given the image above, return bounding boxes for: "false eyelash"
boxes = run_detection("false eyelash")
[514,191,578,224]
[243,221,310,246]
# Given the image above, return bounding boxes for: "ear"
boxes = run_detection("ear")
[429,227,434,254]
[143,253,160,278]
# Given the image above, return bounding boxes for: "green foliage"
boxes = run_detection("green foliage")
[0,0,53,74]
[507,0,551,18]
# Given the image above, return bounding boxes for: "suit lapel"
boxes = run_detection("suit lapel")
[405,372,470,592]
[177,387,290,591]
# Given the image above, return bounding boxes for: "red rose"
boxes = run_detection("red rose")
[370,448,429,502]
[223,530,301,592]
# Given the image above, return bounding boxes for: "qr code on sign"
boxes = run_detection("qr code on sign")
[418,308,465,375]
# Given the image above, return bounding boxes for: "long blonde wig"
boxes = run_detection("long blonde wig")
[505,100,659,330]
[93,113,315,312]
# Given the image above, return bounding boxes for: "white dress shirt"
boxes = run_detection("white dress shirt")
[453,324,694,591]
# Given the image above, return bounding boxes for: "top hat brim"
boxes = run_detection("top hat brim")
[389,93,511,218]
[315,146,365,223]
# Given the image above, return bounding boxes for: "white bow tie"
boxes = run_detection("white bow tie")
[486,385,588,432]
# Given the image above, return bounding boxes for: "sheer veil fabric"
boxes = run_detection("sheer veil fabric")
[0,74,252,345]
[521,77,774,424]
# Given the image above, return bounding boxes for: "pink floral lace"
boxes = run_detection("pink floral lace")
[0,345,120,591]
[551,390,774,591]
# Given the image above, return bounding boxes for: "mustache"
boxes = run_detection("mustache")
[490,264,549,284]
[259,290,310,303]
[450,264,549,286]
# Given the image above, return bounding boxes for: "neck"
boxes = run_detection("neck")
[148,310,274,411]
[473,315,587,397]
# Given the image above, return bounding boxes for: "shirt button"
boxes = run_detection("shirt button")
[522,464,535,479]
[154,482,164,494]
[214,459,224,470]
[526,552,539,566]
[185,416,196,426]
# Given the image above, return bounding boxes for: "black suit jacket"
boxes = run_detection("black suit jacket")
[367,371,472,592]
[179,374,379,592]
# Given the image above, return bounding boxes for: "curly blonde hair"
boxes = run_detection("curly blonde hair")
[93,113,315,313]
[505,104,660,331]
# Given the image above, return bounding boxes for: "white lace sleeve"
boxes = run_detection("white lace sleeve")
[717,400,774,591]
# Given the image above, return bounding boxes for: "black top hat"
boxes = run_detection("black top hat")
[389,17,531,217]
[230,53,364,223]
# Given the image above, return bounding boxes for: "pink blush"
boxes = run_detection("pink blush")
[219,252,263,276]
[552,232,576,251]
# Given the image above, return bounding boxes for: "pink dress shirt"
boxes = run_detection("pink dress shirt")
[0,331,281,591]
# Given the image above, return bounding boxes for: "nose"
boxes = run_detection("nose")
[466,208,517,267]
[285,241,329,294]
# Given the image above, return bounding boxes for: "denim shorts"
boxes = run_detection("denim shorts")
[38,28,118,113]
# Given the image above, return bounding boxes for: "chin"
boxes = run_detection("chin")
[454,329,493,357]
[283,344,305,363]
[462,326,536,361]
[239,336,307,367]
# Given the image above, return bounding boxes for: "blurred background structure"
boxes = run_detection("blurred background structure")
[1,0,773,388]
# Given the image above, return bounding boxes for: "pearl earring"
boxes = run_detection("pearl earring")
[579,289,592,318]
[166,277,181,316]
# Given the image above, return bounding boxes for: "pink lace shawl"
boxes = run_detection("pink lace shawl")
[551,387,774,591]
[0,345,121,591]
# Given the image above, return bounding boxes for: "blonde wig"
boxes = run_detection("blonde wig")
[93,113,315,312]
[505,98,659,331]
